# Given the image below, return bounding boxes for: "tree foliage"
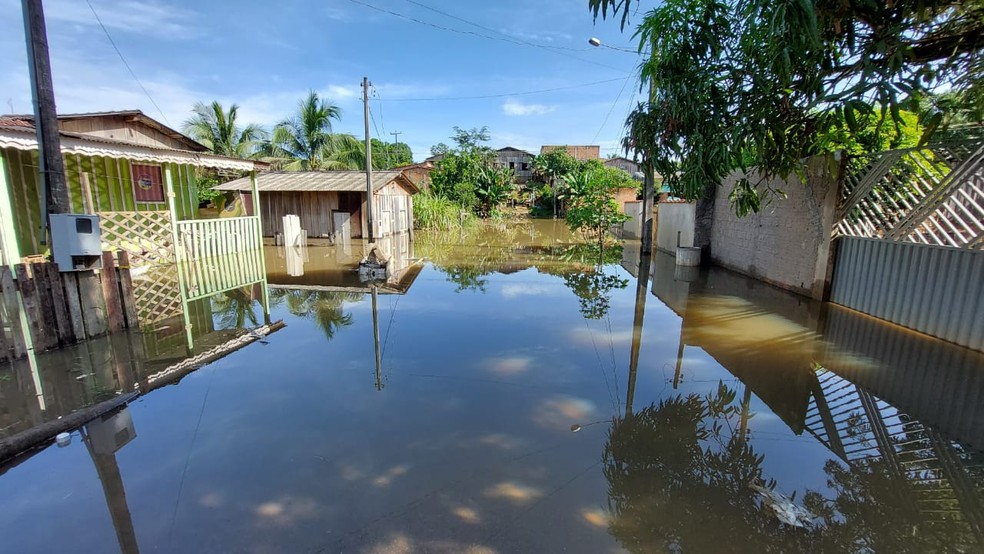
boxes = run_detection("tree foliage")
[563,168,630,244]
[590,0,984,215]
[183,101,266,159]
[267,91,364,171]
[429,127,513,216]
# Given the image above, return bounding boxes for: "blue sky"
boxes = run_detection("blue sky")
[0,0,646,161]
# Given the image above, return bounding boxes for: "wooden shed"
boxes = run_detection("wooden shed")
[216,170,417,241]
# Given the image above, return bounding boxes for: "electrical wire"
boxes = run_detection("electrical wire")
[377,76,629,102]
[401,0,587,53]
[591,71,637,144]
[85,0,171,126]
[342,0,629,72]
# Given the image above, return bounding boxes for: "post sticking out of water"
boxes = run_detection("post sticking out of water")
[363,76,374,244]
[372,285,382,391]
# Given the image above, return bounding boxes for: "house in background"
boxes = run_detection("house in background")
[540,145,600,161]
[0,110,266,268]
[395,161,434,192]
[216,170,418,242]
[496,147,534,183]
[604,156,641,176]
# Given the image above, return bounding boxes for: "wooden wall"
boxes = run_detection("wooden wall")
[0,147,198,260]
[259,182,415,241]
[260,191,340,238]
[59,116,192,151]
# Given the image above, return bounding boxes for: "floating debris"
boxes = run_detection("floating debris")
[749,483,814,528]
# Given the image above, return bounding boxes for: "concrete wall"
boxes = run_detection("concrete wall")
[622,201,642,239]
[709,157,838,299]
[655,201,695,253]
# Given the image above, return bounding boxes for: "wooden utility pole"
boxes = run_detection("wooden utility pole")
[22,0,70,236]
[641,79,655,254]
[363,77,375,243]
[389,131,402,167]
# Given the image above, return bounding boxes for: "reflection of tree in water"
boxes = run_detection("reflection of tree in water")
[210,287,260,329]
[556,243,628,320]
[604,384,984,553]
[269,289,363,340]
[605,383,814,553]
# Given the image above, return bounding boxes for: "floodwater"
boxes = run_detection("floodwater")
[2,219,984,553]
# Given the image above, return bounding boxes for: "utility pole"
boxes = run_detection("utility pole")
[22,0,70,243]
[389,131,402,167]
[641,79,655,254]
[363,77,374,243]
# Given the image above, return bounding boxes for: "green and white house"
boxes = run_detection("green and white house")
[0,110,266,268]
[0,110,269,329]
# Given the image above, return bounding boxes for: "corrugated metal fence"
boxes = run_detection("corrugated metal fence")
[830,237,984,351]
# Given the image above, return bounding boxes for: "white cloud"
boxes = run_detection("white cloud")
[43,0,198,40]
[503,99,555,116]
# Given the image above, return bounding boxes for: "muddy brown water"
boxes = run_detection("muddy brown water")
[1,220,983,553]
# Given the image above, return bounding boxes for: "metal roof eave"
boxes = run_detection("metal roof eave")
[0,127,266,172]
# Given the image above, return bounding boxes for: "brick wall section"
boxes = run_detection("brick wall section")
[710,156,839,299]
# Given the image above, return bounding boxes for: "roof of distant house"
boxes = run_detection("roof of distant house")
[215,170,418,194]
[497,146,534,156]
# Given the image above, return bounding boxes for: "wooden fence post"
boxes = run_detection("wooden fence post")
[30,263,58,350]
[44,262,74,345]
[61,272,86,340]
[100,251,124,333]
[116,251,139,329]
[14,264,46,350]
[78,270,107,337]
[0,267,26,358]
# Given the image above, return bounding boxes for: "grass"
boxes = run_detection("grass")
[413,193,476,230]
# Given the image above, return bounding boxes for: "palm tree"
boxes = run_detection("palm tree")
[268,91,366,171]
[183,101,266,158]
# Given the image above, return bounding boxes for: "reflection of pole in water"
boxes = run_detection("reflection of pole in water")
[82,418,140,554]
[372,285,383,391]
[673,337,684,389]
[625,253,652,419]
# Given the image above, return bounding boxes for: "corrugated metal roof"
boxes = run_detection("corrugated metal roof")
[214,170,415,193]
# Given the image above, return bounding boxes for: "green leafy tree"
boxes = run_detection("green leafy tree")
[591,0,984,215]
[430,142,451,157]
[370,138,413,168]
[183,101,267,204]
[183,101,266,159]
[451,126,491,150]
[563,168,630,245]
[267,92,363,170]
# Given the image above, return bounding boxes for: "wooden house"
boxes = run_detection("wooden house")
[394,161,434,192]
[496,147,534,184]
[0,110,267,268]
[215,170,418,242]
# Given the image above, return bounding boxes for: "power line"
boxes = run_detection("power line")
[342,0,629,72]
[592,71,636,144]
[85,0,171,126]
[401,0,586,53]
[378,76,629,102]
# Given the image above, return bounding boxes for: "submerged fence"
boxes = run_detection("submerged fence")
[0,251,140,361]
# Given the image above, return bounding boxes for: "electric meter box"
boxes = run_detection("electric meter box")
[49,214,103,272]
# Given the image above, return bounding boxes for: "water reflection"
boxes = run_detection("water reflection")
[0,220,982,553]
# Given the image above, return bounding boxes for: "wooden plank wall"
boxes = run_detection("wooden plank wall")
[0,251,140,362]
[260,191,339,238]
[0,148,199,259]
